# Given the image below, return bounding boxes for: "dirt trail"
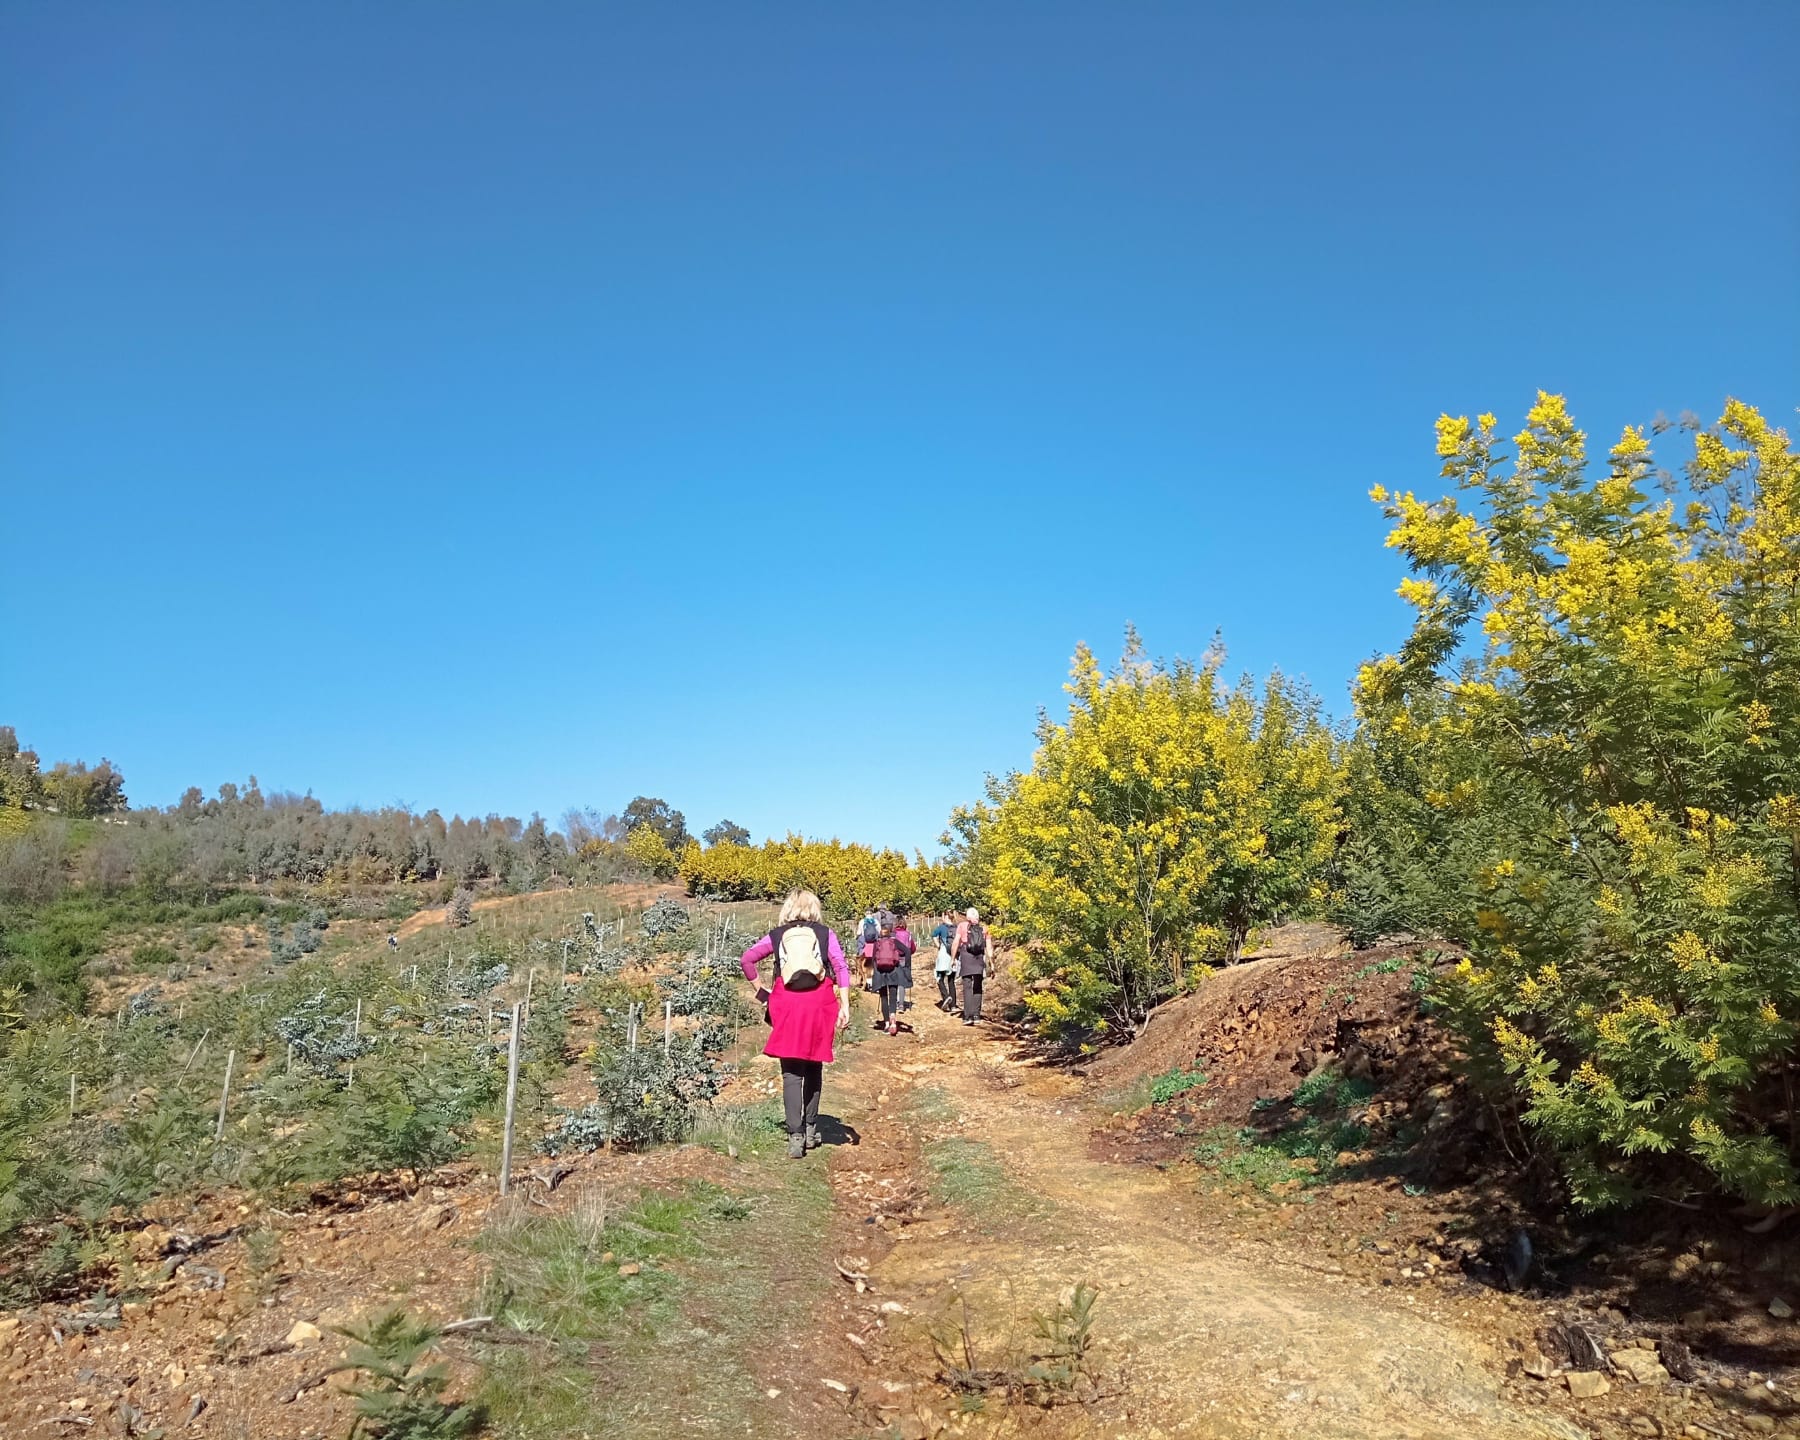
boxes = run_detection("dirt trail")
[816,990,1574,1440]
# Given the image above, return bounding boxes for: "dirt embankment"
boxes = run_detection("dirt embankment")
[1076,926,1800,1439]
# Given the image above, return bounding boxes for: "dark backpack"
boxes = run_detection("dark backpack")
[963,922,987,957]
[872,934,902,972]
[861,916,879,946]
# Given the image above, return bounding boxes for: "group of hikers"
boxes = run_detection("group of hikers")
[736,891,990,1159]
[855,903,990,1033]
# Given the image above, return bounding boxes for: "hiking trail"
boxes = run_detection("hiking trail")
[794,984,1575,1440]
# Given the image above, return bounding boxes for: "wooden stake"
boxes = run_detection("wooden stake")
[664,1000,672,1057]
[353,998,362,1039]
[69,1073,76,1119]
[215,1050,236,1141]
[499,1002,522,1198]
[181,1029,211,1076]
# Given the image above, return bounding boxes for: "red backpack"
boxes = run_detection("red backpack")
[872,933,902,973]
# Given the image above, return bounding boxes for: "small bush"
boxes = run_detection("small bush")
[329,1308,479,1440]
[639,897,690,941]
[1148,1067,1207,1105]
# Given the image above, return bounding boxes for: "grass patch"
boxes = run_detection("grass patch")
[1148,1067,1207,1105]
[691,1099,786,1156]
[1195,1067,1376,1194]
[474,1161,830,1439]
[924,1137,1036,1222]
[130,941,180,971]
[908,1085,960,1125]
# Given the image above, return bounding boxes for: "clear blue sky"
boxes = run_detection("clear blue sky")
[3,4,1796,851]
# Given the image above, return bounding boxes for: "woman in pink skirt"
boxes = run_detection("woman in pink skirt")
[739,890,851,1159]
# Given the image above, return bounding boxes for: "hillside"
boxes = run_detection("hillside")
[5,895,1799,1439]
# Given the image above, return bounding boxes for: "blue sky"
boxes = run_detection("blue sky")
[3,3,1796,851]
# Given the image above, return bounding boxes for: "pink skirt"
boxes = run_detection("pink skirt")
[764,978,838,1064]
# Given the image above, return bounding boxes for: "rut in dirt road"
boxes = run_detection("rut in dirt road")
[821,994,1576,1440]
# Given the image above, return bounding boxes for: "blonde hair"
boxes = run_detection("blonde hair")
[778,889,823,925]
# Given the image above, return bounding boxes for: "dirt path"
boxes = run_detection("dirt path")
[808,989,1577,1440]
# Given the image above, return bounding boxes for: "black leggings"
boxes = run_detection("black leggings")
[937,972,956,1006]
[880,985,902,1024]
[779,1058,822,1135]
[961,973,984,1021]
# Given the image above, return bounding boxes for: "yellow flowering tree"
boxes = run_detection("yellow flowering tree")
[622,823,678,880]
[1366,394,1800,1206]
[990,632,1340,1041]
[679,834,956,922]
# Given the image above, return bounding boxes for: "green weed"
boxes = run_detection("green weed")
[1148,1066,1207,1104]
[1195,1066,1376,1193]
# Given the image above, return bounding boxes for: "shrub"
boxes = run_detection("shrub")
[130,942,179,971]
[446,888,475,929]
[990,633,1340,1041]
[639,897,690,941]
[330,1308,479,1440]
[1360,395,1800,1207]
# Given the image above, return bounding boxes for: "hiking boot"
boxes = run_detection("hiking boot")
[787,1132,806,1160]
[805,1125,821,1151]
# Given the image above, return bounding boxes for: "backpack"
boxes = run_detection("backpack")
[962,922,987,957]
[872,934,902,973]
[775,923,829,992]
[860,916,879,946]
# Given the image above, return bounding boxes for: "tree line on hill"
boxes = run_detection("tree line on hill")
[0,745,761,913]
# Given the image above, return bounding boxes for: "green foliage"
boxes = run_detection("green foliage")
[1356,396,1800,1207]
[989,631,1341,1041]
[621,796,689,853]
[0,728,45,811]
[931,1280,1102,1408]
[701,819,750,848]
[0,917,574,1293]
[1148,1067,1208,1104]
[128,936,177,972]
[329,1308,479,1440]
[1023,1283,1100,1396]
[586,1038,726,1150]
[1196,1067,1374,1192]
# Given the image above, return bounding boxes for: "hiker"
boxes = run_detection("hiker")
[892,910,916,1012]
[387,933,399,952]
[954,906,989,1025]
[867,911,915,1036]
[931,911,957,1010]
[739,889,852,1158]
[859,908,880,990]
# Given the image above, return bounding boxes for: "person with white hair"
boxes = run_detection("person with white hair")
[739,889,852,1158]
[952,906,990,1026]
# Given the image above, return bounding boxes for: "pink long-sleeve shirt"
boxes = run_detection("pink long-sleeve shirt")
[740,927,852,989]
